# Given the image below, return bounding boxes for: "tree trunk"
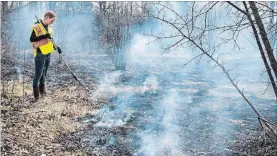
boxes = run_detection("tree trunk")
[249,1,277,79]
[275,2,277,59]
[273,2,277,59]
[1,2,8,23]
[2,2,8,14]
[243,2,277,99]
[268,2,276,60]
[1,2,9,46]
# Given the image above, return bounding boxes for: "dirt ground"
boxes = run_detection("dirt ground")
[1,50,277,156]
[1,50,107,155]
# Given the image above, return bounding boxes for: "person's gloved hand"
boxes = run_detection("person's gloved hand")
[57,47,62,54]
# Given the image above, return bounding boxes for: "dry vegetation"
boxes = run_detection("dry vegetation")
[2,50,276,155]
[1,50,107,155]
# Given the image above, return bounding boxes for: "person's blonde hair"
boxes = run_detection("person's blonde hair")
[44,11,56,19]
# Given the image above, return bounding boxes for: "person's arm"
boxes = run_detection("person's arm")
[30,29,51,42]
[30,29,41,42]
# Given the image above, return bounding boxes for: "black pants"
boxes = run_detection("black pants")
[33,52,50,87]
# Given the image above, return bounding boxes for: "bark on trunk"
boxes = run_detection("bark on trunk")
[243,2,277,99]
[249,1,277,79]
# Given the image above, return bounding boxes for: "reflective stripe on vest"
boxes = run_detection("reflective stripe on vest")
[31,23,55,57]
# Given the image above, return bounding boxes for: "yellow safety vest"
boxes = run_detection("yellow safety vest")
[31,23,55,57]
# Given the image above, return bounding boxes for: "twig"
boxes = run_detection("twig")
[184,53,204,66]
[20,110,47,115]
[11,79,15,95]
[255,2,277,15]
[263,82,271,95]
[227,1,248,16]
[23,47,26,103]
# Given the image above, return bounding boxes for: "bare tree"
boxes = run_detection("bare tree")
[248,2,277,79]
[240,2,277,98]
[93,2,148,70]
[147,1,277,147]
[226,1,277,98]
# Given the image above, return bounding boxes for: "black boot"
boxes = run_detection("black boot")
[39,84,46,95]
[33,86,39,100]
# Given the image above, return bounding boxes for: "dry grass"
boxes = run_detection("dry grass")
[229,129,277,156]
[1,50,105,155]
[1,80,100,155]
